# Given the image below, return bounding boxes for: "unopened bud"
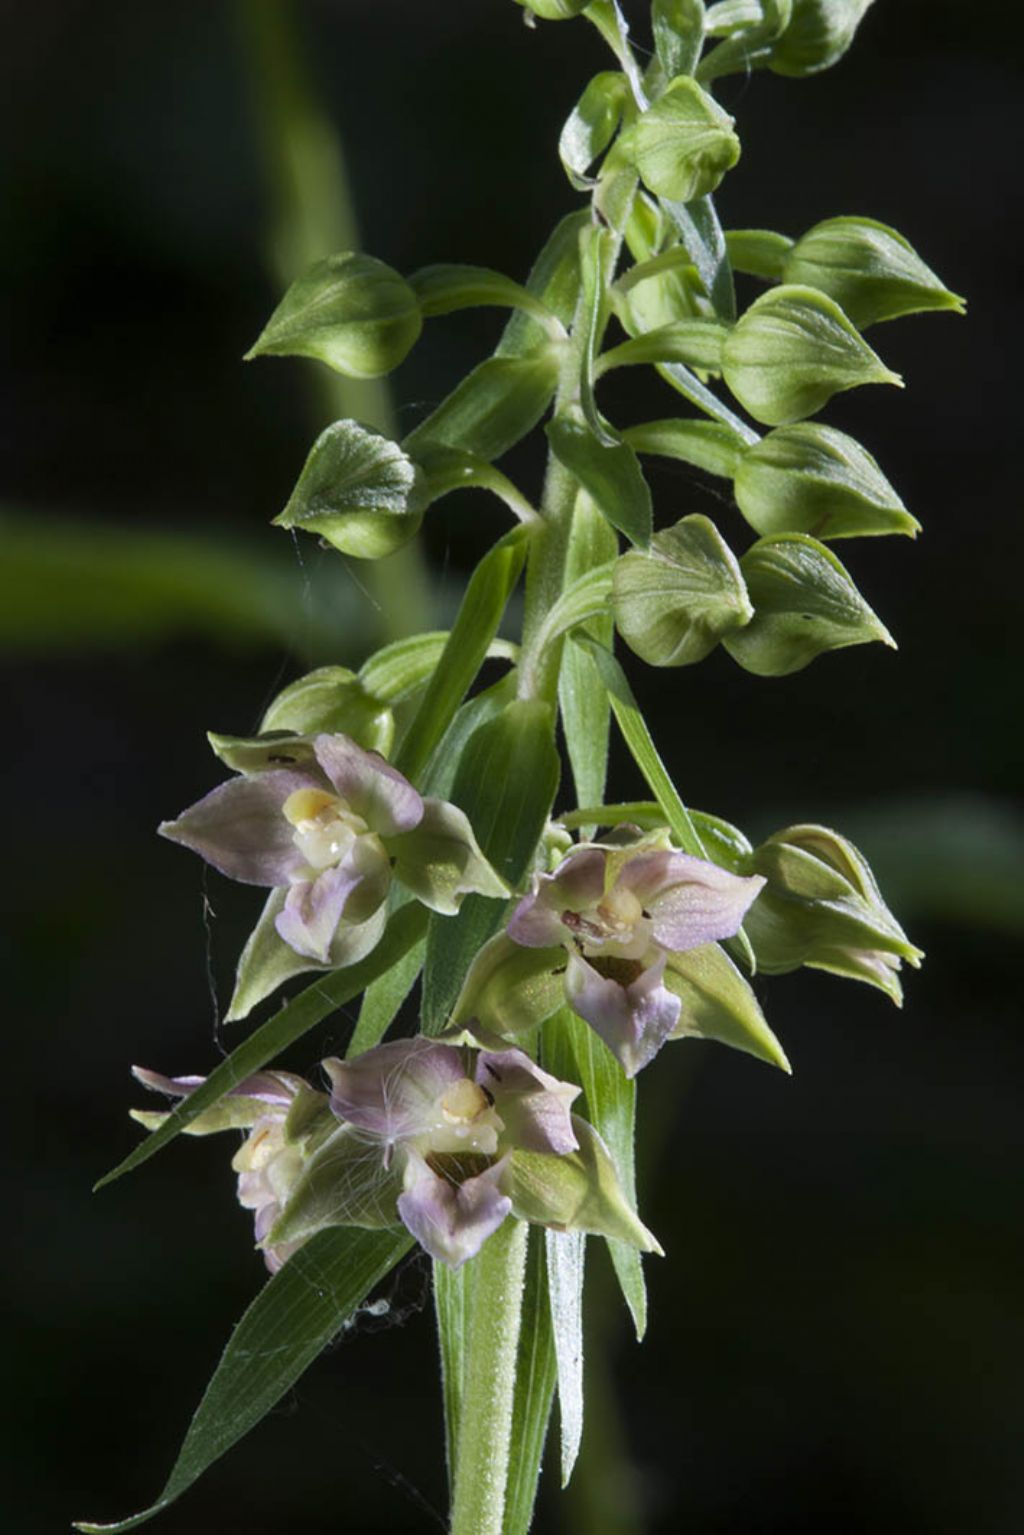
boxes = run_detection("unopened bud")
[769,0,876,77]
[621,77,740,205]
[613,513,753,666]
[782,216,965,329]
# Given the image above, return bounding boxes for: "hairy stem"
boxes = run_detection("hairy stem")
[449,1219,529,1535]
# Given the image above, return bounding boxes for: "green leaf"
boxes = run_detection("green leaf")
[545,1229,586,1486]
[497,211,588,360]
[734,422,919,540]
[347,927,425,1057]
[558,494,619,836]
[781,215,965,329]
[726,227,796,281]
[96,902,429,1189]
[576,222,618,443]
[409,264,563,334]
[623,416,747,478]
[273,419,426,559]
[421,699,561,1034]
[547,1009,647,1338]
[546,417,652,548]
[613,512,753,666]
[74,1228,412,1533]
[769,0,877,78]
[418,672,520,801]
[621,76,740,204]
[415,444,538,526]
[260,665,395,751]
[503,1227,558,1535]
[651,0,706,79]
[434,1259,471,1488]
[394,527,527,784]
[403,350,561,462]
[698,0,793,81]
[721,284,901,426]
[665,940,790,1069]
[597,318,727,376]
[662,193,737,321]
[245,251,422,379]
[723,532,894,675]
[559,71,629,187]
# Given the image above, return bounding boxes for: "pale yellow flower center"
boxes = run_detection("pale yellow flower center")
[440,1077,490,1126]
[282,787,369,873]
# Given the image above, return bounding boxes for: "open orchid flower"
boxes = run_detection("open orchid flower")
[131,1067,335,1272]
[455,834,778,1079]
[159,733,508,1019]
[263,1036,661,1270]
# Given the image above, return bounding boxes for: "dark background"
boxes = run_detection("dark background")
[4,1,1022,1531]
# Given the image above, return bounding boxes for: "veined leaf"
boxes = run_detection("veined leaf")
[503,1227,558,1535]
[545,1229,587,1486]
[409,263,563,334]
[75,1228,412,1533]
[546,417,652,549]
[558,495,619,838]
[346,925,425,1057]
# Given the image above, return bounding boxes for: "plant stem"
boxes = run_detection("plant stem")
[449,1219,529,1535]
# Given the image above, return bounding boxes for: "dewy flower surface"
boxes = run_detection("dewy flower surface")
[508,840,766,1076]
[159,732,507,970]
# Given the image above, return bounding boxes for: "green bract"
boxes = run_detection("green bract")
[245,252,422,378]
[515,0,589,19]
[721,285,901,426]
[734,423,920,540]
[613,513,753,666]
[723,532,894,675]
[273,419,426,559]
[782,216,965,328]
[621,77,741,205]
[546,417,653,548]
[770,0,876,76]
[559,71,629,188]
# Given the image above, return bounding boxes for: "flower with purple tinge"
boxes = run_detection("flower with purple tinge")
[159,734,507,1008]
[508,840,766,1077]
[132,1067,333,1272]
[317,1037,580,1268]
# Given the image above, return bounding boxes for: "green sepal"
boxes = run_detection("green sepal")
[744,823,922,1001]
[620,76,740,204]
[206,730,320,776]
[409,264,563,334]
[651,0,706,80]
[260,666,395,751]
[623,417,746,479]
[734,423,919,540]
[769,0,877,78]
[613,512,753,666]
[723,532,894,676]
[558,71,630,188]
[388,798,510,916]
[274,419,426,559]
[665,941,791,1071]
[268,1124,403,1247]
[546,416,652,548]
[721,284,901,426]
[698,0,793,82]
[404,349,561,462]
[505,1116,662,1253]
[725,227,794,281]
[245,252,421,379]
[781,216,965,329]
[452,932,566,1036]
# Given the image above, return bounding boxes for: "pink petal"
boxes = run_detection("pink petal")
[397,1152,512,1268]
[313,735,423,837]
[159,770,319,886]
[565,949,682,1078]
[323,1038,464,1143]
[508,847,608,947]
[476,1049,579,1155]
[274,860,371,962]
[619,851,765,952]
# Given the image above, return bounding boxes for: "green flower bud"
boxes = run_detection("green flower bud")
[743,823,923,1003]
[782,216,965,329]
[274,419,427,560]
[245,252,422,379]
[621,77,741,205]
[260,667,395,754]
[769,0,876,77]
[734,423,920,540]
[613,513,753,666]
[514,0,589,19]
[722,532,893,675]
[721,285,901,426]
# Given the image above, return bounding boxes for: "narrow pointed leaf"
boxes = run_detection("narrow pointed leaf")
[347,927,425,1057]
[546,1229,586,1486]
[403,351,560,462]
[498,211,588,359]
[559,495,619,838]
[74,1229,412,1533]
[435,1259,472,1488]
[623,417,747,478]
[409,263,562,331]
[502,1227,558,1535]
[547,417,652,549]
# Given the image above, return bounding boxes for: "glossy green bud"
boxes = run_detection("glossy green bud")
[621,77,740,204]
[245,252,422,379]
[769,0,875,77]
[613,513,753,666]
[734,423,920,540]
[274,419,426,560]
[261,667,395,754]
[782,216,965,328]
[721,285,901,426]
[722,532,893,675]
[743,823,923,1003]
